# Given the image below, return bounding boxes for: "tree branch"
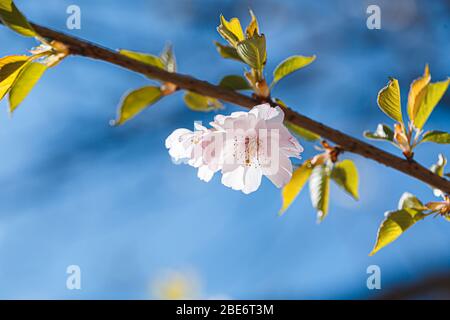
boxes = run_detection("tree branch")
[4,22,450,194]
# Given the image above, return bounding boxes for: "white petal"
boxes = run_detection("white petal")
[242,166,263,194]
[165,128,192,149]
[197,165,215,182]
[221,166,245,191]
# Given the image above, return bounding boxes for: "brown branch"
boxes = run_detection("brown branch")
[4,22,450,194]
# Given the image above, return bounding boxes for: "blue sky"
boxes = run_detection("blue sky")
[0,0,449,299]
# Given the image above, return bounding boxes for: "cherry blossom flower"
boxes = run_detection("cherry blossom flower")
[165,104,303,194]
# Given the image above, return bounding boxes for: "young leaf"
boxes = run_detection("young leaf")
[0,55,30,100]
[369,208,426,255]
[119,49,165,70]
[184,91,223,112]
[397,192,426,211]
[112,86,162,126]
[272,55,316,87]
[213,42,243,62]
[413,78,450,129]
[279,161,314,215]
[8,62,47,112]
[285,121,320,142]
[407,64,430,123]
[309,164,330,222]
[363,124,395,143]
[236,34,266,70]
[160,45,176,73]
[421,130,450,144]
[377,78,403,123]
[331,159,359,200]
[217,15,245,47]
[219,75,251,91]
[0,1,36,37]
[245,9,259,38]
[430,154,447,177]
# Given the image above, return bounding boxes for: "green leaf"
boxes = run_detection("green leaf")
[219,75,251,91]
[309,164,330,222]
[331,160,359,200]
[112,86,162,126]
[279,160,314,215]
[413,78,450,129]
[0,0,12,11]
[285,121,321,142]
[377,78,403,123]
[363,123,395,143]
[236,34,266,70]
[0,55,30,100]
[407,64,430,123]
[0,1,36,37]
[369,208,426,255]
[119,49,165,70]
[213,42,243,62]
[8,62,47,113]
[184,91,223,112]
[397,192,426,211]
[271,55,316,87]
[430,154,447,177]
[421,130,450,144]
[160,45,176,73]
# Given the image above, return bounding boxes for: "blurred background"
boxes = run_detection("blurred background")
[0,0,449,299]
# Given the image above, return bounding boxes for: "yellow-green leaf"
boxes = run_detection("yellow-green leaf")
[377,78,403,123]
[112,86,162,126]
[369,208,425,256]
[363,123,395,143]
[213,42,243,62]
[413,78,449,129]
[272,55,316,86]
[0,0,12,11]
[285,121,320,141]
[0,55,30,100]
[8,62,47,112]
[119,49,165,70]
[309,164,330,222]
[279,161,314,215]
[184,91,223,112]
[245,9,259,38]
[407,64,430,123]
[236,34,266,70]
[219,75,251,91]
[430,154,446,177]
[331,159,359,200]
[0,1,36,37]
[217,15,245,47]
[397,192,426,211]
[421,130,450,144]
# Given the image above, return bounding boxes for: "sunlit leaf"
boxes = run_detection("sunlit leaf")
[407,64,430,123]
[285,121,321,142]
[271,55,316,87]
[0,1,36,37]
[430,154,447,177]
[421,130,450,144]
[160,45,176,73]
[279,160,314,215]
[369,208,426,256]
[309,164,330,222]
[112,86,162,126]
[236,34,266,70]
[363,123,395,143]
[213,42,243,62]
[377,78,403,123]
[331,159,359,200]
[8,62,47,112]
[219,75,251,91]
[119,49,165,70]
[184,91,223,112]
[413,78,450,129]
[0,55,30,100]
[397,192,426,211]
[217,15,245,47]
[245,9,259,38]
